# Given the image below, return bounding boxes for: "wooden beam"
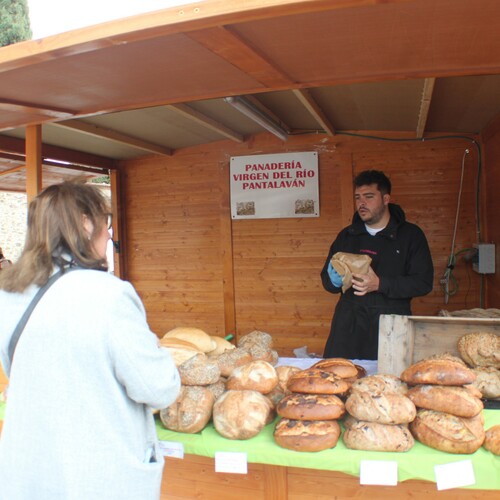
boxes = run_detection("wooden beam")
[168,103,245,143]
[52,120,172,156]
[186,26,292,87]
[25,125,42,202]
[0,99,74,119]
[0,133,117,170]
[292,89,335,136]
[416,77,436,139]
[0,164,25,177]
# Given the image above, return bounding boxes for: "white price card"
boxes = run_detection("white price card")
[214,451,248,474]
[434,460,476,490]
[158,441,184,459]
[359,460,398,486]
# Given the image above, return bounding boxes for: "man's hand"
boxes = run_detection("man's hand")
[352,266,380,296]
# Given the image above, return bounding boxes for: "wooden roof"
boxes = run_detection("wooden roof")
[0,0,500,191]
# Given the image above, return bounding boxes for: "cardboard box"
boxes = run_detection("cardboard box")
[378,314,500,376]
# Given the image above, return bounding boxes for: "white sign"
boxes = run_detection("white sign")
[158,441,184,459]
[214,451,248,474]
[360,460,398,486]
[230,152,319,219]
[434,460,476,490]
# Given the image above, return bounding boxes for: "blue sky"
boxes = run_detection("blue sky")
[27,0,199,39]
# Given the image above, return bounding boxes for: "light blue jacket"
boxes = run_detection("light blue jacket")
[0,269,180,500]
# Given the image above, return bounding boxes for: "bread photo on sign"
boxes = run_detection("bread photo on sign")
[330,252,372,292]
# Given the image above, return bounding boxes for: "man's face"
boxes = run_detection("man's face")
[354,184,390,226]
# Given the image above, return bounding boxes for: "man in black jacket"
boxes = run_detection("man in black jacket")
[321,170,434,360]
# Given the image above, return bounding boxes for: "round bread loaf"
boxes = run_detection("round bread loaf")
[159,337,202,366]
[178,353,221,386]
[277,393,345,420]
[159,386,214,433]
[216,347,253,377]
[407,384,483,417]
[244,343,277,363]
[206,378,227,401]
[311,358,358,379]
[458,332,500,368]
[226,360,279,394]
[350,374,408,395]
[342,418,414,452]
[410,409,485,454]
[471,366,500,399]
[213,390,273,440]
[274,418,341,452]
[345,391,416,424]
[237,330,273,350]
[484,424,500,455]
[400,358,476,386]
[287,369,350,395]
[207,336,235,356]
[276,365,302,393]
[163,327,216,353]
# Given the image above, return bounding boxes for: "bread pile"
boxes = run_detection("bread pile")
[273,358,363,452]
[457,332,500,400]
[342,374,416,452]
[159,329,280,439]
[401,354,485,454]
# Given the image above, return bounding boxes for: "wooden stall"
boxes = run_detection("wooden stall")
[121,131,482,354]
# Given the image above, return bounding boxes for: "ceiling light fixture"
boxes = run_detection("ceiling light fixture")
[224,96,288,141]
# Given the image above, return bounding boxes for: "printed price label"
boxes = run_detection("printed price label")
[360,460,398,486]
[435,460,475,490]
[215,451,248,474]
[158,441,184,459]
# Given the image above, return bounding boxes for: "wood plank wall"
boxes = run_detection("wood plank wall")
[483,118,500,306]
[121,132,482,356]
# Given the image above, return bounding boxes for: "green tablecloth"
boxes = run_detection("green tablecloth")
[155,410,500,491]
[1,398,498,490]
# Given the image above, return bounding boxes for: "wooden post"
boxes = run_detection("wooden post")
[109,169,125,278]
[25,125,42,202]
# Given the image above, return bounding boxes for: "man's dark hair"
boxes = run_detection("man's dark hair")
[354,170,391,195]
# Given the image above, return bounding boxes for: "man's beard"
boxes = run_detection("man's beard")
[359,205,387,226]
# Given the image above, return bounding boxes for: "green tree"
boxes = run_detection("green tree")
[0,0,32,47]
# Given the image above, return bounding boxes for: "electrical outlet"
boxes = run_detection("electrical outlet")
[472,243,495,274]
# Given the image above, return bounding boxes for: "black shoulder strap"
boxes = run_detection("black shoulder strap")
[7,267,77,364]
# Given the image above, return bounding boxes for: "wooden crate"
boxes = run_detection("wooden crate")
[378,315,500,376]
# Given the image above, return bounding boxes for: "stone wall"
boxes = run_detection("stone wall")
[0,192,27,262]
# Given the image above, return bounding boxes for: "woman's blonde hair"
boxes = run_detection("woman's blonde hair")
[0,180,110,293]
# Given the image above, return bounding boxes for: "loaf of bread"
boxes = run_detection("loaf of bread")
[400,358,476,386]
[342,418,414,452]
[471,366,500,399]
[350,374,408,395]
[216,347,253,377]
[159,386,214,433]
[409,409,485,454]
[484,425,500,455]
[207,336,235,356]
[287,369,350,395]
[206,378,227,401]
[407,384,483,417]
[277,393,345,421]
[159,337,202,366]
[458,332,500,368]
[275,365,302,393]
[330,252,372,292]
[178,353,221,386]
[213,390,273,440]
[274,418,341,452]
[163,327,216,353]
[237,330,273,350]
[345,391,416,424]
[310,358,358,379]
[226,360,279,394]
